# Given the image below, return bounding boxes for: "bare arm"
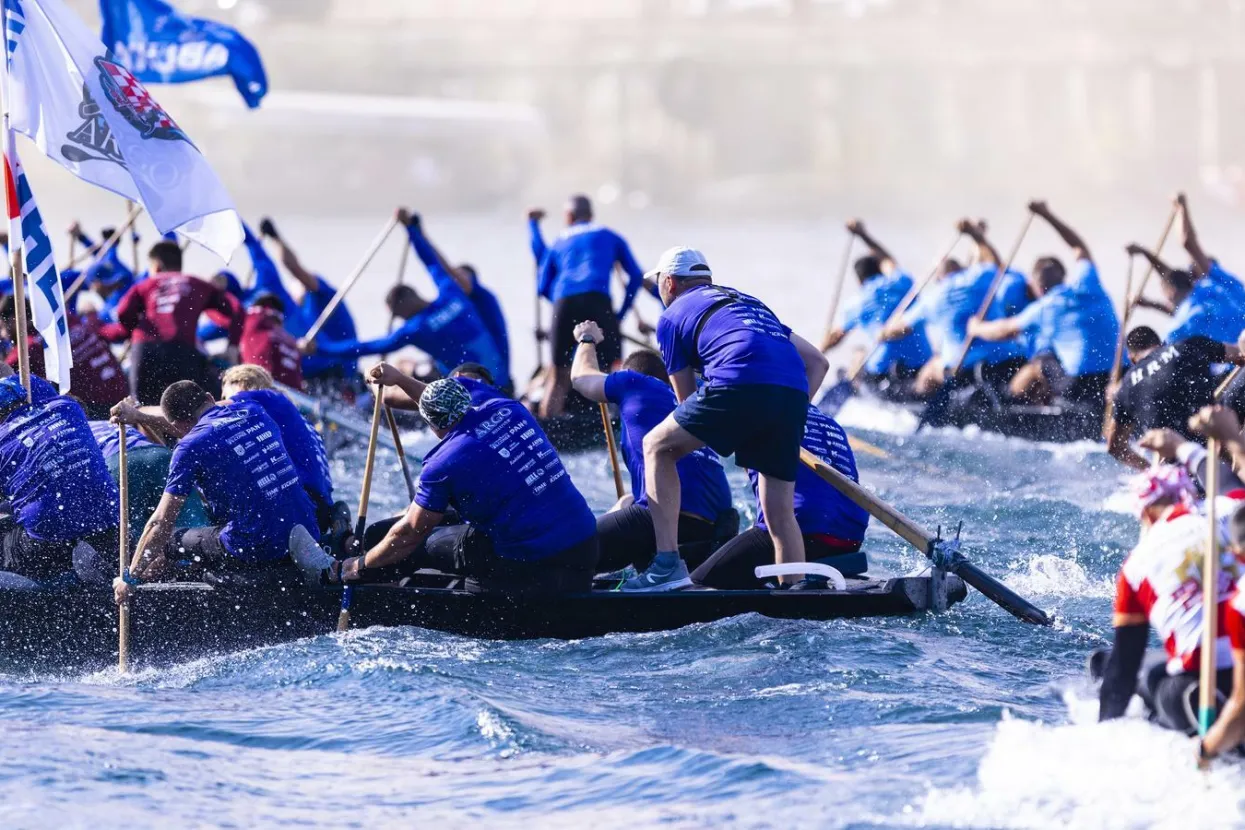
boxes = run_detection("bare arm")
[129,492,187,580]
[961,219,1001,267]
[792,332,829,398]
[360,503,443,570]
[1106,415,1149,472]
[1176,193,1213,278]
[820,328,847,353]
[847,220,896,271]
[967,316,1023,342]
[1030,201,1091,262]
[570,343,608,403]
[670,367,697,403]
[111,398,185,442]
[272,236,318,296]
[1127,244,1174,281]
[368,363,426,412]
[1203,651,1245,760]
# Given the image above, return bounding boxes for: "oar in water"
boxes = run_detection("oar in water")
[917,214,1036,432]
[798,447,1052,624]
[117,424,131,673]
[339,389,386,633]
[599,402,625,499]
[301,216,400,344]
[385,404,416,501]
[1199,436,1222,739]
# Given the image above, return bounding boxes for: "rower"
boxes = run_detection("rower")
[528,195,646,419]
[291,377,599,596]
[79,226,136,324]
[376,362,503,418]
[965,202,1119,409]
[568,320,735,579]
[1095,465,1240,734]
[880,220,1028,398]
[0,296,127,419]
[219,365,339,537]
[111,380,321,604]
[634,247,828,591]
[404,212,513,395]
[819,220,931,393]
[98,241,242,404]
[0,368,119,587]
[257,217,361,387]
[692,402,870,590]
[237,292,305,391]
[1106,326,1245,471]
[303,210,505,384]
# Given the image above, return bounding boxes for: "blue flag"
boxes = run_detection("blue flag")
[99,0,267,109]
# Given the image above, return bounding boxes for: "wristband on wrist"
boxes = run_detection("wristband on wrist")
[578,336,596,345]
[122,568,141,587]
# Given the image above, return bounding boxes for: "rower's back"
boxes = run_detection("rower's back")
[1113,336,1226,438]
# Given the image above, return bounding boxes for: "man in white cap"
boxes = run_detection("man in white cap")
[623,246,828,591]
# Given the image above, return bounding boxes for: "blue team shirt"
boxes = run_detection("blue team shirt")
[530,219,645,319]
[751,404,869,541]
[230,389,333,507]
[414,398,596,561]
[1167,263,1245,345]
[1010,260,1119,376]
[658,284,808,392]
[455,376,506,406]
[406,225,512,389]
[904,264,1027,369]
[839,271,932,374]
[0,378,117,541]
[89,420,158,459]
[165,402,320,561]
[603,370,732,522]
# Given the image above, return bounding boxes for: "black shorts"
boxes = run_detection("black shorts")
[674,383,808,481]
[1137,653,1234,734]
[552,292,620,369]
[131,340,219,405]
[691,527,867,589]
[0,520,119,583]
[595,503,723,573]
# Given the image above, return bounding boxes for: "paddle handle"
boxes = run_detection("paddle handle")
[385,237,410,338]
[302,216,399,344]
[356,389,386,530]
[823,232,854,337]
[385,404,416,502]
[1200,437,1221,735]
[1102,254,1136,437]
[949,211,1035,376]
[600,402,625,500]
[118,424,130,673]
[1125,202,1179,319]
[1216,365,1243,401]
[64,203,143,298]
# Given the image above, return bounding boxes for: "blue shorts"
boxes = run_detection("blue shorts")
[674,383,808,481]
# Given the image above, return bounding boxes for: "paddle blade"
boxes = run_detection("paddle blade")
[951,560,1052,625]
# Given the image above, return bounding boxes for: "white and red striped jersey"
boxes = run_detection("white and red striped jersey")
[1115,499,1245,675]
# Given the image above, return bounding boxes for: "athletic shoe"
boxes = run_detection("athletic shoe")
[596,565,637,585]
[617,556,692,593]
[288,524,334,587]
[787,576,830,592]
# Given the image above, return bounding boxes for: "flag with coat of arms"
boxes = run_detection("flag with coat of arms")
[1,0,243,260]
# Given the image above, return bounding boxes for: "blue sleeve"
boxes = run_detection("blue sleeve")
[164,442,198,497]
[406,224,456,294]
[838,296,864,333]
[1011,294,1048,335]
[537,246,557,302]
[413,452,452,512]
[75,230,95,249]
[316,318,418,359]
[614,233,645,321]
[658,315,688,375]
[603,370,637,405]
[197,320,228,343]
[528,217,548,264]
[903,291,931,328]
[243,223,294,314]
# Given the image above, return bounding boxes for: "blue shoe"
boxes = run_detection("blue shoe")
[618,556,691,593]
[787,576,830,592]
[597,565,638,586]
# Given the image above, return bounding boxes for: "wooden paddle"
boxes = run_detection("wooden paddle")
[117,424,131,673]
[599,402,625,499]
[301,217,400,344]
[822,232,854,344]
[339,389,386,633]
[1200,436,1221,739]
[385,405,416,501]
[798,448,1052,625]
[386,236,410,338]
[1101,253,1137,436]
[64,204,144,299]
[126,200,139,275]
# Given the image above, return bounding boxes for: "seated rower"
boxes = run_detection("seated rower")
[569,320,736,580]
[1106,326,1245,471]
[379,361,503,413]
[0,368,119,586]
[966,202,1119,409]
[1095,465,1241,734]
[111,381,321,603]
[219,365,339,537]
[291,377,599,596]
[881,220,1028,398]
[820,220,932,393]
[691,402,869,590]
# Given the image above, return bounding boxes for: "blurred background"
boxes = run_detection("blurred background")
[26,0,1245,379]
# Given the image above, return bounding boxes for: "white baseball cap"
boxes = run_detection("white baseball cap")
[645,246,712,280]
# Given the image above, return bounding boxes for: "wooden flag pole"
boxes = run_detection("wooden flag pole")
[1199,437,1222,739]
[117,424,131,673]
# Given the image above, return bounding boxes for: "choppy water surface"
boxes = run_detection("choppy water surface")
[0,397,1232,829]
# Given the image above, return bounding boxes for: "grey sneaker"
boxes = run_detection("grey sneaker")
[288,524,334,587]
[617,556,692,593]
[597,564,638,585]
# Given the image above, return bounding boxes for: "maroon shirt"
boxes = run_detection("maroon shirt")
[240,306,304,390]
[101,272,242,347]
[7,313,128,408]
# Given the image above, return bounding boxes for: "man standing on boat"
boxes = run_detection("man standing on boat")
[112,380,321,603]
[631,247,828,592]
[568,322,735,580]
[528,195,646,419]
[966,202,1120,409]
[99,241,242,404]
[819,221,931,394]
[291,376,599,596]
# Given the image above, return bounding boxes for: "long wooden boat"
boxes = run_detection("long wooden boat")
[0,571,966,673]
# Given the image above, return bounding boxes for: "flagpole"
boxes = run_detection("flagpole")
[0,2,30,400]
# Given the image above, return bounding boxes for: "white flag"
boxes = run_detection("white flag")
[3,0,242,260]
[4,140,72,390]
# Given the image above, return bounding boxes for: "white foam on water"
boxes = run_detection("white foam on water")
[835,396,919,436]
[1002,554,1115,600]
[918,693,1245,830]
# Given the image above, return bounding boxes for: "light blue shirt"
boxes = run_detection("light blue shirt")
[839,271,931,374]
[903,264,1026,369]
[1166,264,1245,345]
[1011,260,1119,376]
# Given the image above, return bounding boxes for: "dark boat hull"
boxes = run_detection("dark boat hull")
[0,574,966,673]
